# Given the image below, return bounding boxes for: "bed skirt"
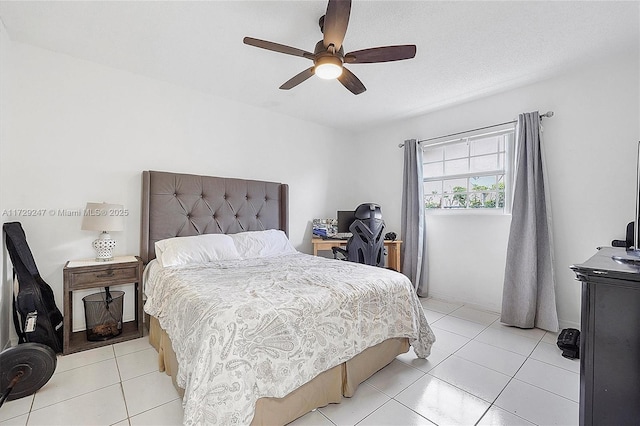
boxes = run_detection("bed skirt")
[148,316,409,425]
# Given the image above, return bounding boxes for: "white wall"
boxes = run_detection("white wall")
[0,40,349,336]
[0,19,13,349]
[351,49,640,328]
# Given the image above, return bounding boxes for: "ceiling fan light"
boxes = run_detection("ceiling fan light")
[315,56,343,80]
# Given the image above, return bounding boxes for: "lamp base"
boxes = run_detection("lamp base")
[93,232,117,262]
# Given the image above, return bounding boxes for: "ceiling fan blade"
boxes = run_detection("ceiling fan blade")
[323,0,351,50]
[344,45,417,64]
[337,67,366,95]
[243,37,314,59]
[279,67,315,90]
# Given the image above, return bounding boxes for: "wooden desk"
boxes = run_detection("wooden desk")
[312,238,402,272]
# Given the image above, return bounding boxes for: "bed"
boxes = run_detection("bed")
[140,170,435,425]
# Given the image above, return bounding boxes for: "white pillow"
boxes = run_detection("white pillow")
[154,234,240,267]
[229,229,297,259]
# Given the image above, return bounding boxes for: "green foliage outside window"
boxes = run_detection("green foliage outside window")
[424,181,504,209]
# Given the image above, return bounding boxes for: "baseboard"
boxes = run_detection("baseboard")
[558,319,581,331]
[425,292,581,332]
[425,291,501,315]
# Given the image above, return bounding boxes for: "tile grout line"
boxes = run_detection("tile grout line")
[113,343,133,425]
[385,307,496,426]
[420,306,549,425]
[479,333,576,425]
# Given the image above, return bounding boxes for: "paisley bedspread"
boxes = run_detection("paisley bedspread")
[144,252,435,425]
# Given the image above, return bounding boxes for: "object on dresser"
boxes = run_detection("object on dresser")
[312,218,337,238]
[557,328,580,359]
[3,222,64,354]
[621,140,640,254]
[385,232,397,241]
[611,222,637,249]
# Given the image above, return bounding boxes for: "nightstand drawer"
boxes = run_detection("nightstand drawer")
[68,265,138,286]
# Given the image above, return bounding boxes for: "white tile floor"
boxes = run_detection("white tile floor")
[0,298,579,426]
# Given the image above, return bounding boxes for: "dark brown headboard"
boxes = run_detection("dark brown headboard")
[140,170,289,264]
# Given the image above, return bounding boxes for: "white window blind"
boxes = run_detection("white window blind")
[422,127,515,212]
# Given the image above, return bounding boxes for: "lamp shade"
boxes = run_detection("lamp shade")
[81,203,125,232]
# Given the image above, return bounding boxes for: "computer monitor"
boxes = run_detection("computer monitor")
[337,210,356,233]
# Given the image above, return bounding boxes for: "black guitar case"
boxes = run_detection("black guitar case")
[3,222,64,353]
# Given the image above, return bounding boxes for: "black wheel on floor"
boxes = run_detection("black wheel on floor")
[0,342,57,407]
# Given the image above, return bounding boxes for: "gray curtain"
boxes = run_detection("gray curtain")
[501,112,559,332]
[401,139,429,296]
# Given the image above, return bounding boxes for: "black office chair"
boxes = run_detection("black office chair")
[332,203,386,267]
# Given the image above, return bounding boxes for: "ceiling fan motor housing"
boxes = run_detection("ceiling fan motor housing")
[314,40,344,60]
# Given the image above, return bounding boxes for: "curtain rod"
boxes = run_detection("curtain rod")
[397,111,554,148]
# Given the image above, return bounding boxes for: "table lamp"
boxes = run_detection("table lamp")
[81,202,124,261]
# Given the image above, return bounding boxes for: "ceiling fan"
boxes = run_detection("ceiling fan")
[243,0,416,95]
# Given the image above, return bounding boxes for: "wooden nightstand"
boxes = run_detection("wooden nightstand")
[62,256,143,355]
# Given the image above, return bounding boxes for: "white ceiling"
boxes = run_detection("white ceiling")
[1,1,638,131]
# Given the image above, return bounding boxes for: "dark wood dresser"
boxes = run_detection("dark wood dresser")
[570,247,640,426]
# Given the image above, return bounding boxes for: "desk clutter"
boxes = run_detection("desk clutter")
[312,218,337,238]
[313,207,398,242]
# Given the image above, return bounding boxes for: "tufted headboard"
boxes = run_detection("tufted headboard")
[140,170,289,264]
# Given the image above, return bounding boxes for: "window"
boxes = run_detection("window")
[422,127,515,212]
